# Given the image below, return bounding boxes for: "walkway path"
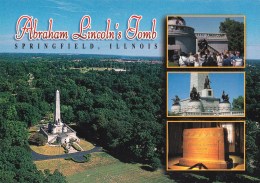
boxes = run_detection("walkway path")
[31,146,102,161]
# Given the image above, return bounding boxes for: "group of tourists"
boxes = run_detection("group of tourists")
[171,49,243,67]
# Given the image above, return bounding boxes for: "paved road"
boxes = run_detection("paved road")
[31,146,102,161]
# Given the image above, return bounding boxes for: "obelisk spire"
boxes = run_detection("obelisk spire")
[54,90,62,125]
[190,73,208,94]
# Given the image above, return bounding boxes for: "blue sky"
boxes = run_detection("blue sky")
[0,0,260,58]
[167,73,245,109]
[184,17,244,33]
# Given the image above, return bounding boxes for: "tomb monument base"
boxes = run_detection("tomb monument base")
[179,128,232,169]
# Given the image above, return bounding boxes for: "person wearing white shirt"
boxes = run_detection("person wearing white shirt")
[199,52,206,66]
[216,53,223,66]
[232,51,243,66]
[178,52,188,67]
[188,52,195,66]
[194,54,200,67]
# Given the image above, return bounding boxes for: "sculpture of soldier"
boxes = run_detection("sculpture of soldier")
[222,90,229,102]
[172,95,180,105]
[190,87,200,101]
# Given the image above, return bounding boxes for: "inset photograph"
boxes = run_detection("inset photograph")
[167,72,245,117]
[167,15,245,68]
[167,121,245,171]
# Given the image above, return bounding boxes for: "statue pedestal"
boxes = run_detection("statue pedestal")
[201,89,214,98]
[187,100,202,112]
[171,104,181,113]
[219,102,231,113]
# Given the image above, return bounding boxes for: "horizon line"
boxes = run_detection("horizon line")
[0,52,163,58]
[0,52,259,60]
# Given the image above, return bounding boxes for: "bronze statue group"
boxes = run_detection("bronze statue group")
[172,75,230,104]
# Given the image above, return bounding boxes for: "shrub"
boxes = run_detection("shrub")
[71,143,81,151]
[64,154,91,163]
[29,133,47,146]
[83,154,91,162]
[149,157,161,171]
[64,156,72,160]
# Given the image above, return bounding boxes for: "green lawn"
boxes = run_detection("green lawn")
[66,153,174,183]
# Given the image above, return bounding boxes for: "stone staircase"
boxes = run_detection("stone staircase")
[207,45,220,54]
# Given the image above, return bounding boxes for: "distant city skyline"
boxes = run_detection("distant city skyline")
[0,0,260,58]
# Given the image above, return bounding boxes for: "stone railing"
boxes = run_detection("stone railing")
[48,136,58,144]
[195,33,228,40]
[40,126,49,136]
[219,111,244,116]
[181,111,244,116]
[65,123,76,133]
[168,25,195,34]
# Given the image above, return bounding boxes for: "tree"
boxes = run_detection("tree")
[77,110,90,124]
[29,133,47,146]
[0,119,67,183]
[0,170,15,182]
[16,103,41,127]
[0,54,164,180]
[3,104,18,120]
[219,18,244,54]
[61,105,75,123]
[232,96,244,110]
[246,120,260,175]
[0,120,28,147]
[44,169,67,183]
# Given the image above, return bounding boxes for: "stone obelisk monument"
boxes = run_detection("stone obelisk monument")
[190,73,208,95]
[40,90,79,144]
[54,90,62,125]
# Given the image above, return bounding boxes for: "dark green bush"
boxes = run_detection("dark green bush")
[64,154,91,163]
[149,157,161,171]
[29,133,47,146]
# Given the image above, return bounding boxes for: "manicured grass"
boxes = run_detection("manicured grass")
[30,145,65,155]
[35,152,117,176]
[67,164,171,183]
[66,153,172,183]
[35,152,173,182]
[30,138,94,155]
[78,139,95,151]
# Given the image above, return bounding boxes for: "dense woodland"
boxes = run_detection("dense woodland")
[0,54,164,182]
[1,53,260,182]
